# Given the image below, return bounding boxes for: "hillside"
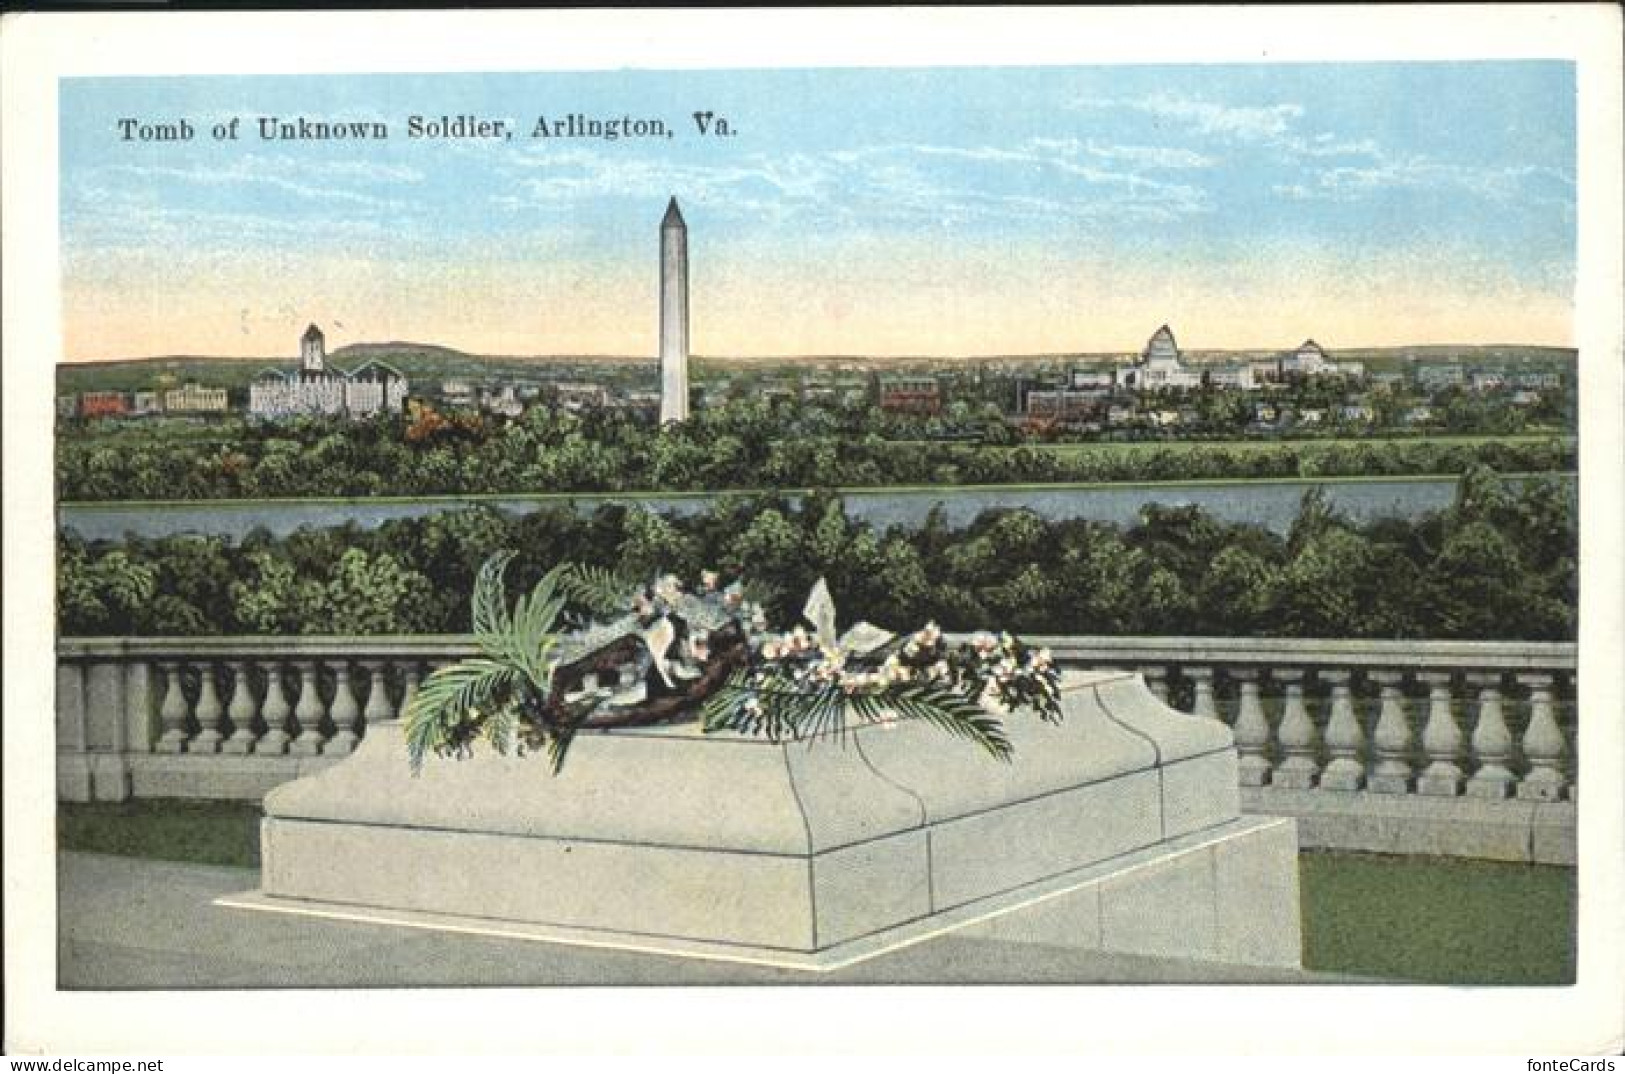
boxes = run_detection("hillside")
[56,342,1577,394]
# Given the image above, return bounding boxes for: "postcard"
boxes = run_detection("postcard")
[4,5,1623,1058]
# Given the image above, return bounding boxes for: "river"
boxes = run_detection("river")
[53,474,1576,541]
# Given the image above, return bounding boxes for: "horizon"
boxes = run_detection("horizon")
[61,64,1575,362]
[58,337,1578,371]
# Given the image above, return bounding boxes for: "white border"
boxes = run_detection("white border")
[5,5,1623,1057]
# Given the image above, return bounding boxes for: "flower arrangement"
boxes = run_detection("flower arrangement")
[403,551,1062,772]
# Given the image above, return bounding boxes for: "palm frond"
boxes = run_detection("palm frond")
[558,563,637,617]
[471,549,518,642]
[886,685,1013,762]
[404,658,523,771]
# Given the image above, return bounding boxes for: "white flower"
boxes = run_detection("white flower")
[700,570,720,592]
[788,626,811,653]
[762,640,783,661]
[915,621,942,647]
[971,631,999,656]
[654,574,683,604]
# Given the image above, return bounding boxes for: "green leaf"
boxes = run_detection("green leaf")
[887,685,1013,761]
[558,563,637,617]
[404,657,522,771]
[471,550,518,643]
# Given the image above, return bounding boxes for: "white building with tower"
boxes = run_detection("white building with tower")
[1115,325,1204,391]
[659,197,690,424]
[249,324,409,419]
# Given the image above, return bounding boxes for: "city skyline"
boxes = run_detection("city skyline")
[60,63,1575,361]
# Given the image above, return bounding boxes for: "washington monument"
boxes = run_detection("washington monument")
[659,197,689,424]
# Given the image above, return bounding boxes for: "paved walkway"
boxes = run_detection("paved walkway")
[57,852,1345,988]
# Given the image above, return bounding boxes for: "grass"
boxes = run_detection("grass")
[57,800,1578,984]
[59,798,264,869]
[1298,849,1576,984]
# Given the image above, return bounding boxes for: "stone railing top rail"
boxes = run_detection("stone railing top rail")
[1025,635,1576,672]
[57,633,1577,672]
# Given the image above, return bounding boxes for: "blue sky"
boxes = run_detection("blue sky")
[60,63,1576,358]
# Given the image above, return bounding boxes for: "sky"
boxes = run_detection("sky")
[59,63,1576,361]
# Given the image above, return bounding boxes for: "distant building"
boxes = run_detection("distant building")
[79,390,131,419]
[1469,371,1507,393]
[56,395,79,419]
[1203,364,1257,391]
[165,382,229,414]
[1069,369,1115,391]
[480,384,523,418]
[553,381,609,410]
[1368,371,1405,392]
[131,391,163,416]
[1115,325,1203,391]
[1281,339,1333,377]
[249,324,408,419]
[1024,388,1101,424]
[1512,370,1563,390]
[1249,361,1285,387]
[440,378,477,407]
[1281,339,1362,381]
[878,375,943,416]
[1415,364,1465,390]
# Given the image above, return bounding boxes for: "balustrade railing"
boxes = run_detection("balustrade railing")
[1024,636,1577,806]
[55,634,1577,861]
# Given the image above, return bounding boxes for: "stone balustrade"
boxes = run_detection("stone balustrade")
[56,634,1577,862]
[57,637,470,803]
[1025,635,1577,863]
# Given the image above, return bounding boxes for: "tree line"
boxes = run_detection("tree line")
[56,401,1576,501]
[58,466,1575,642]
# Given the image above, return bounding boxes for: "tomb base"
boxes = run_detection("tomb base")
[221,670,1302,971]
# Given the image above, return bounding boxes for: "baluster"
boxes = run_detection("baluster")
[1516,673,1567,802]
[1231,669,1271,786]
[1368,671,1414,794]
[1272,670,1319,789]
[1187,667,1218,720]
[258,661,292,755]
[1416,671,1464,796]
[396,660,423,720]
[222,660,260,754]
[362,660,395,730]
[1319,669,1365,791]
[327,662,362,755]
[154,661,191,754]
[1137,665,1170,704]
[289,661,327,757]
[191,662,225,754]
[1465,673,1515,799]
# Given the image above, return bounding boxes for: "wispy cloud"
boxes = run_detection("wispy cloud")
[495,138,1211,231]
[1124,92,1305,141]
[101,156,389,207]
[1273,155,1575,208]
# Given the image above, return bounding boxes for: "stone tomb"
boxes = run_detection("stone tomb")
[221,670,1302,972]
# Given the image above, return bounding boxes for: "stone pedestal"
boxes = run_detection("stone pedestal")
[223,670,1301,972]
